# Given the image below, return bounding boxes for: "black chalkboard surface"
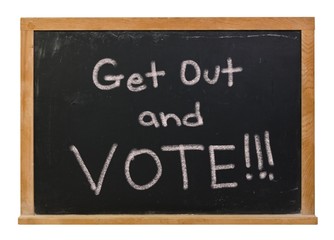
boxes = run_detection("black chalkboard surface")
[34,30,301,214]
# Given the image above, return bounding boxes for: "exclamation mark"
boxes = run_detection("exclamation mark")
[264,131,275,181]
[254,134,267,179]
[244,133,253,180]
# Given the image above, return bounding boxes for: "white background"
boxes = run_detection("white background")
[0,0,332,239]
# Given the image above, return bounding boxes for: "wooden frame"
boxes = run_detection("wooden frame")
[19,17,316,224]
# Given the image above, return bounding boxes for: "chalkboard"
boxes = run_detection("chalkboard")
[20,18,316,224]
[33,30,301,214]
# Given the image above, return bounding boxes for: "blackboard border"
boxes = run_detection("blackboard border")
[19,17,316,224]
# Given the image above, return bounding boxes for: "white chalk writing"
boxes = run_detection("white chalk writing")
[70,131,276,193]
[69,144,118,195]
[161,144,205,190]
[125,148,162,190]
[209,145,238,189]
[221,58,243,87]
[138,101,203,128]
[93,58,243,90]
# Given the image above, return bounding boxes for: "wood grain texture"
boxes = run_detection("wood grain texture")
[301,30,315,215]
[21,30,34,215]
[19,17,316,224]
[21,17,314,31]
[18,214,317,225]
